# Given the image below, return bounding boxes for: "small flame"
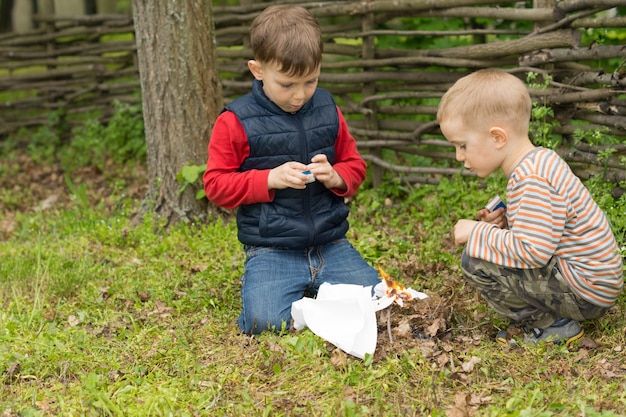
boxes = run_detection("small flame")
[377,266,415,306]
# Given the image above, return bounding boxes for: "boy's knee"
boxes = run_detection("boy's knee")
[461,250,479,274]
[238,308,290,335]
[460,251,502,291]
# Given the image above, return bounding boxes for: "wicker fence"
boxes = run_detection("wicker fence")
[0,13,137,134]
[1,0,625,184]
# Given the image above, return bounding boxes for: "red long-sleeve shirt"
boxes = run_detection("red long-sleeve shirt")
[203,106,367,210]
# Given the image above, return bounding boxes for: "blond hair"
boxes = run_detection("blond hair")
[249,5,323,77]
[437,69,531,136]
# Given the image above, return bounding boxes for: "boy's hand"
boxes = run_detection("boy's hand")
[477,207,507,229]
[306,154,346,190]
[453,219,478,245]
[267,162,310,190]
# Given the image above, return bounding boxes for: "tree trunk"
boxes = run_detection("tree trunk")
[11,0,33,33]
[132,0,223,227]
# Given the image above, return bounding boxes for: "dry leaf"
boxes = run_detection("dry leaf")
[266,341,284,353]
[136,291,150,302]
[579,338,599,349]
[425,317,446,337]
[446,392,471,417]
[461,356,481,373]
[99,286,110,298]
[67,315,80,327]
[468,393,492,406]
[436,352,450,367]
[35,399,52,413]
[0,218,16,238]
[330,348,348,368]
[342,385,356,401]
[394,318,412,338]
[191,265,208,273]
[42,309,56,321]
[574,348,589,363]
[173,290,187,298]
[441,342,455,353]
[148,300,173,318]
[415,339,437,358]
[446,406,469,417]
[5,362,20,380]
[34,194,59,211]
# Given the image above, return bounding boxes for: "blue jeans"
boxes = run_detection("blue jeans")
[238,238,380,334]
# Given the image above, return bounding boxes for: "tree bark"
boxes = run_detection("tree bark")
[132,0,223,226]
[11,0,33,33]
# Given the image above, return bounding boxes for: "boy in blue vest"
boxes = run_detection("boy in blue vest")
[203,5,381,334]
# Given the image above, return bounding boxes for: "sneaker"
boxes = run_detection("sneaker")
[522,318,583,346]
[495,324,524,345]
[495,328,508,345]
[495,319,522,345]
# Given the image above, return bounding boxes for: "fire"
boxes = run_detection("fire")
[377,266,415,305]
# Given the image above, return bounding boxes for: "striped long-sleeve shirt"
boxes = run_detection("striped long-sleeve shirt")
[467,147,624,307]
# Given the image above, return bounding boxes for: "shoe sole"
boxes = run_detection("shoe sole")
[562,329,584,347]
[495,329,508,345]
[532,328,584,346]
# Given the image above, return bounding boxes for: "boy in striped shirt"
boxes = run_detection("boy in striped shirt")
[437,69,624,346]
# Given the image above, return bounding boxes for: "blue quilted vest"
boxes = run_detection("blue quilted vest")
[226,79,350,248]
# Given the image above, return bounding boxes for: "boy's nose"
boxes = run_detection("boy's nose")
[292,86,305,100]
[455,149,464,161]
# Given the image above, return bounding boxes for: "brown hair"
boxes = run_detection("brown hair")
[437,69,532,136]
[249,5,323,77]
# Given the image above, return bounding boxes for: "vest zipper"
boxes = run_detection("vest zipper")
[293,113,315,246]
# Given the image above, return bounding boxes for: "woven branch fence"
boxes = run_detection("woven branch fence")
[1,0,625,184]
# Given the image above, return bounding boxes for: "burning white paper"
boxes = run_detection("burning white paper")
[291,278,427,359]
[376,266,428,307]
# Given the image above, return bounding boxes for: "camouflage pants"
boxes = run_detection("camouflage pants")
[461,250,608,329]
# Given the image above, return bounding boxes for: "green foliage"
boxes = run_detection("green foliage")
[114,0,132,13]
[177,164,207,200]
[527,72,560,149]
[10,100,146,173]
[60,100,146,171]
[573,125,616,147]
[580,13,626,71]
[375,12,533,51]
[0,133,18,158]
[585,176,626,259]
[25,110,67,164]
[64,174,90,211]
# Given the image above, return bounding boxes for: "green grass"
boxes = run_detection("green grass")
[0,103,625,415]
[1,160,625,416]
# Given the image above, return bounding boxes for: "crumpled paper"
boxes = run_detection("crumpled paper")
[291,282,428,359]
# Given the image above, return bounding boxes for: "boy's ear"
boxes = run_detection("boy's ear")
[489,126,508,149]
[247,60,263,80]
